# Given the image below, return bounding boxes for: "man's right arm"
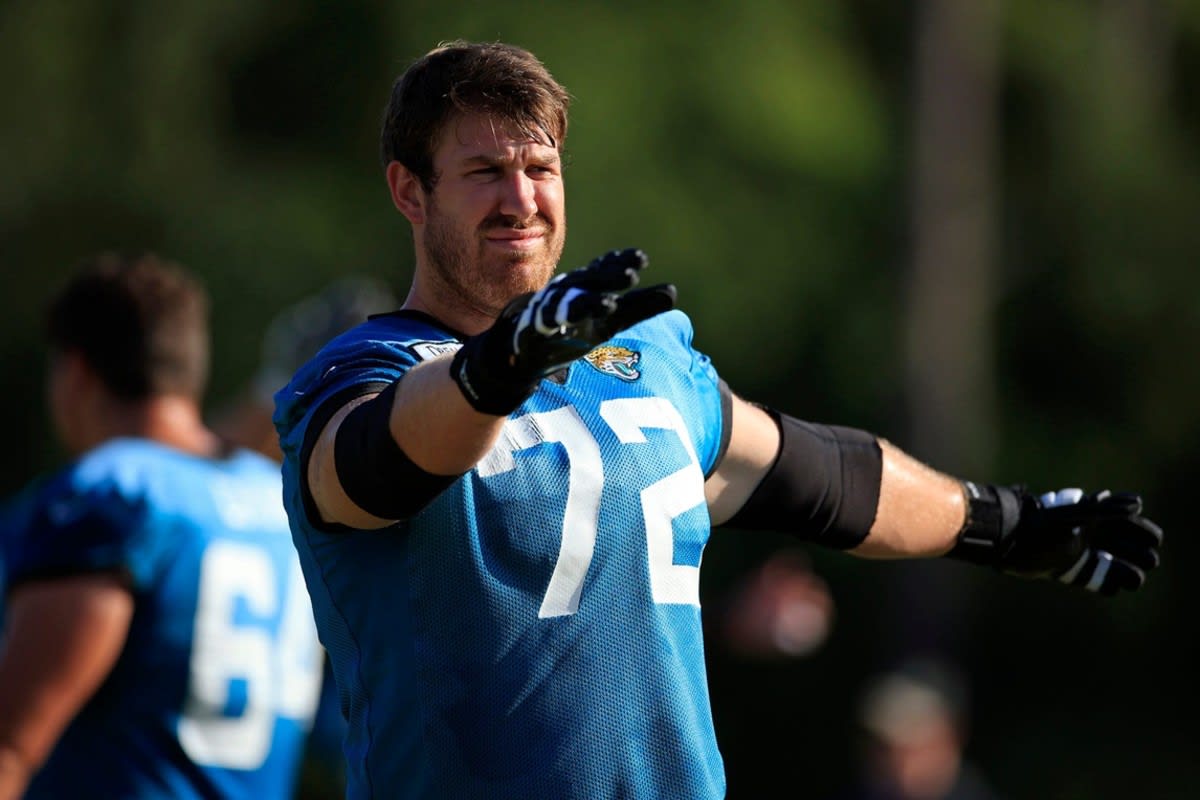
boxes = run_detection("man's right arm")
[306,353,507,530]
[307,248,676,530]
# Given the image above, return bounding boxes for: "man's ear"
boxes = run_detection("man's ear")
[58,350,94,395]
[47,349,102,455]
[386,161,426,225]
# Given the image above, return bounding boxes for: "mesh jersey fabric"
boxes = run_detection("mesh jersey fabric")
[275,308,730,799]
[7,438,323,800]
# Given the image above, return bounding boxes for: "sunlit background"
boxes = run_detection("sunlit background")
[2,1,1197,798]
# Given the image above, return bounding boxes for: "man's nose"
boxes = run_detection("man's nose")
[497,171,539,220]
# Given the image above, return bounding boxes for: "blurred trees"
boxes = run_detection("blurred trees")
[1,1,1196,798]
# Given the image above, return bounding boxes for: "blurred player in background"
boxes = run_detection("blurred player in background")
[216,277,398,462]
[834,658,1002,800]
[214,276,397,800]
[0,253,324,800]
[0,477,49,636]
[713,546,835,661]
[274,40,1163,799]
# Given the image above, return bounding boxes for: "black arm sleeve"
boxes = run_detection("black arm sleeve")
[719,407,882,549]
[311,380,460,524]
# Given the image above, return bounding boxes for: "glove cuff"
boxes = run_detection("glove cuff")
[450,337,539,417]
[946,481,1023,567]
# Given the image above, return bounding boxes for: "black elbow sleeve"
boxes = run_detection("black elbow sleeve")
[723,408,882,549]
[332,381,459,520]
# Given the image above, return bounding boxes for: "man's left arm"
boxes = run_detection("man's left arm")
[707,394,1163,595]
[707,396,963,555]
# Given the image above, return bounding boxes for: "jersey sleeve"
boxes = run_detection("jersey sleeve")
[10,463,163,591]
[272,317,463,532]
[271,324,429,463]
[0,477,45,578]
[675,311,730,477]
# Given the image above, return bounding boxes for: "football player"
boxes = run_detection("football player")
[0,253,324,799]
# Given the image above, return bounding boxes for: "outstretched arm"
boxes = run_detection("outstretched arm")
[856,439,967,558]
[707,394,1162,595]
[306,355,505,530]
[307,249,677,530]
[707,397,963,557]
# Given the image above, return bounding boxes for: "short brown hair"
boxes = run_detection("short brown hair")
[46,252,211,402]
[379,40,572,192]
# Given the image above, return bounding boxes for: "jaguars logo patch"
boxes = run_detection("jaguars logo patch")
[583,345,642,381]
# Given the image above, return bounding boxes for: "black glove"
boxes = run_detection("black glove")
[450,248,677,415]
[948,482,1163,596]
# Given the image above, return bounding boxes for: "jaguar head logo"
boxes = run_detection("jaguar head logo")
[583,345,641,381]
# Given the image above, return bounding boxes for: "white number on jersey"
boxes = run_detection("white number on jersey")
[477,396,707,618]
[178,542,323,769]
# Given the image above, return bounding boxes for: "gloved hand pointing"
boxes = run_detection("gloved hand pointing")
[451,248,676,415]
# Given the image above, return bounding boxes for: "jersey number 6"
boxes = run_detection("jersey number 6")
[178,543,323,769]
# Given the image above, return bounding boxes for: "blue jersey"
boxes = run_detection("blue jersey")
[6,439,323,800]
[0,477,46,628]
[1,490,19,620]
[275,309,730,799]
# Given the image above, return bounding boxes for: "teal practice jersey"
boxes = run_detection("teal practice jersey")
[275,309,731,799]
[6,439,323,799]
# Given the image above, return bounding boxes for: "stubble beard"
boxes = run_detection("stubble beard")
[423,206,564,319]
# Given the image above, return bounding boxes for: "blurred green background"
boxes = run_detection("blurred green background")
[2,1,1196,798]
